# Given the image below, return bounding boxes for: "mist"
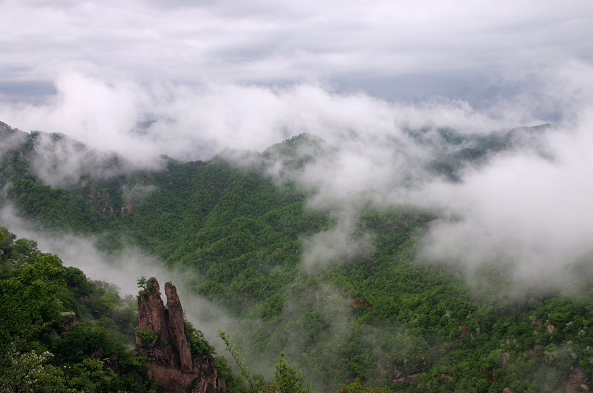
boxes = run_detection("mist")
[417,118,593,287]
[1,61,593,292]
[0,205,235,348]
[0,71,531,165]
[0,203,371,389]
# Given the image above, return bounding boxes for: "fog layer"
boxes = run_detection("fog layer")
[1,62,593,290]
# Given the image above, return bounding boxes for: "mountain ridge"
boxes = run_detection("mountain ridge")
[1,120,591,392]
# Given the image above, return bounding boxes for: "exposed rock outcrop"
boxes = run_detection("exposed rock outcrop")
[566,367,589,393]
[121,202,133,216]
[136,277,226,393]
[87,187,115,216]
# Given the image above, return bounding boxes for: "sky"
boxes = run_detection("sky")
[1,0,592,105]
[1,0,593,291]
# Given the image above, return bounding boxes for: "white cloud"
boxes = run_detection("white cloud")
[418,108,593,287]
[1,60,592,290]
[0,72,521,165]
[1,0,592,101]
[0,205,234,345]
[301,209,375,270]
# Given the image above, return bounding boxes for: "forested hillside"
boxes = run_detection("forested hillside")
[0,225,157,392]
[1,121,592,392]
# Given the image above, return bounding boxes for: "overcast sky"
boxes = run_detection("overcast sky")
[1,0,592,104]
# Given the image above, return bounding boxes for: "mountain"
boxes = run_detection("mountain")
[0,120,591,392]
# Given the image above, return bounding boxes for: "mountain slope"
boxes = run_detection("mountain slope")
[0,226,156,392]
[0,121,591,392]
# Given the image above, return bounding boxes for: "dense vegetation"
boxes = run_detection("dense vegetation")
[1,122,592,392]
[0,226,156,392]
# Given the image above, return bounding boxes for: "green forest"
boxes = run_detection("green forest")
[1,122,592,392]
[0,225,155,392]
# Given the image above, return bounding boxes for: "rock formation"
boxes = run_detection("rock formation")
[121,202,133,216]
[136,277,226,393]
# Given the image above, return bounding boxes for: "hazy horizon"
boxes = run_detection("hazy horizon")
[1,0,592,104]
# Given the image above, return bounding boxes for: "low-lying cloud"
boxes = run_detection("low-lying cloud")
[0,205,234,346]
[28,132,138,187]
[0,71,523,169]
[1,61,593,291]
[301,208,375,270]
[418,116,593,287]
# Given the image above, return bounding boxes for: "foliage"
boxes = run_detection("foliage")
[214,355,249,392]
[186,320,215,358]
[0,345,67,393]
[338,379,393,392]
[218,330,260,392]
[1,128,592,392]
[137,328,157,346]
[0,226,156,392]
[265,353,310,393]
[137,276,148,291]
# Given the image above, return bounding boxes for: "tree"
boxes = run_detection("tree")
[0,345,68,393]
[269,353,310,393]
[218,330,259,392]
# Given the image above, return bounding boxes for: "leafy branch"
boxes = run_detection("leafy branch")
[217,329,259,393]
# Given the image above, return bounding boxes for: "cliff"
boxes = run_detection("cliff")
[135,277,226,393]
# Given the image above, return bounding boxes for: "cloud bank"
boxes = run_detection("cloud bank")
[0,71,530,165]
[1,61,593,290]
[418,112,593,287]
